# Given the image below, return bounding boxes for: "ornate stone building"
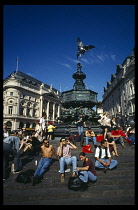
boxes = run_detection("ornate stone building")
[3,71,62,131]
[102,48,135,126]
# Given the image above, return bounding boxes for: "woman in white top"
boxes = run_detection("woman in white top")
[98,111,108,126]
[103,114,111,139]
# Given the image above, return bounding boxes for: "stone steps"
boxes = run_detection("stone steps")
[3,140,135,205]
[4,178,134,193]
[4,185,134,204]
[4,195,135,205]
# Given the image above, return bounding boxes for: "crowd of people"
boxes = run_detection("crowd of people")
[98,111,135,146]
[3,111,135,188]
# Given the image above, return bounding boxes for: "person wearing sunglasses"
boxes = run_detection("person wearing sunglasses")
[57,137,77,182]
[32,139,57,185]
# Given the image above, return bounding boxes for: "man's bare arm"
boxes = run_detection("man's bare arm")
[51,146,58,158]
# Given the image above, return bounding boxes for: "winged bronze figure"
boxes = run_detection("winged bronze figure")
[77,37,95,59]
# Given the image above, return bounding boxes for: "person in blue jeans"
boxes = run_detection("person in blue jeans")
[32,139,57,185]
[128,133,135,145]
[77,152,97,184]
[85,127,97,148]
[3,132,22,179]
[57,137,77,182]
[127,127,135,145]
[75,114,86,135]
[95,139,118,173]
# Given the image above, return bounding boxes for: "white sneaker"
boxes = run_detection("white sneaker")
[65,168,71,172]
[58,168,71,173]
[13,170,22,174]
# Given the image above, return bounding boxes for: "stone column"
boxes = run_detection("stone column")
[46,101,50,122]
[17,93,20,116]
[40,95,43,117]
[53,103,55,122]
[30,107,33,117]
[24,107,27,116]
[57,104,61,118]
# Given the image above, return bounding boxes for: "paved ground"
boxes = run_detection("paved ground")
[3,138,135,205]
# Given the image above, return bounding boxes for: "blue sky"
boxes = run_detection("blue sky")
[3,5,135,101]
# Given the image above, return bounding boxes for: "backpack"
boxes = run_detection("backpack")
[68,177,84,191]
[15,169,35,184]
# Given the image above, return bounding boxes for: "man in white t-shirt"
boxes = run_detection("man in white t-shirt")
[39,112,47,136]
[95,139,118,173]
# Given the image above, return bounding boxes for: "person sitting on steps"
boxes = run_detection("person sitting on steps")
[111,127,125,148]
[106,132,119,157]
[76,152,97,187]
[95,139,118,173]
[32,139,57,186]
[85,127,97,148]
[57,137,77,182]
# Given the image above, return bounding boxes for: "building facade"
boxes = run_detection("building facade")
[102,48,135,126]
[3,71,62,131]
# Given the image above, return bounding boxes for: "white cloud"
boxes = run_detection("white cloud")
[81,58,90,64]
[61,63,72,70]
[97,55,105,62]
[65,52,116,65]
[66,56,78,63]
[90,57,101,64]
[91,53,116,63]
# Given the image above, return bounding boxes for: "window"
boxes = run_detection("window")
[32,123,36,128]
[130,83,135,96]
[20,108,24,115]
[19,122,24,129]
[34,109,37,117]
[8,106,13,114]
[6,121,12,131]
[26,122,30,128]
[21,101,24,105]
[10,92,13,96]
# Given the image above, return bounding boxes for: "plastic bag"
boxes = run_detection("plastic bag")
[82,144,93,153]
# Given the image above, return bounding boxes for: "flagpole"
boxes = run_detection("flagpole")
[16,57,18,72]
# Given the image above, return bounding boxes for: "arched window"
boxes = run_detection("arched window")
[19,122,24,129]
[6,121,12,131]
[32,123,36,128]
[26,122,30,128]
[8,106,13,115]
